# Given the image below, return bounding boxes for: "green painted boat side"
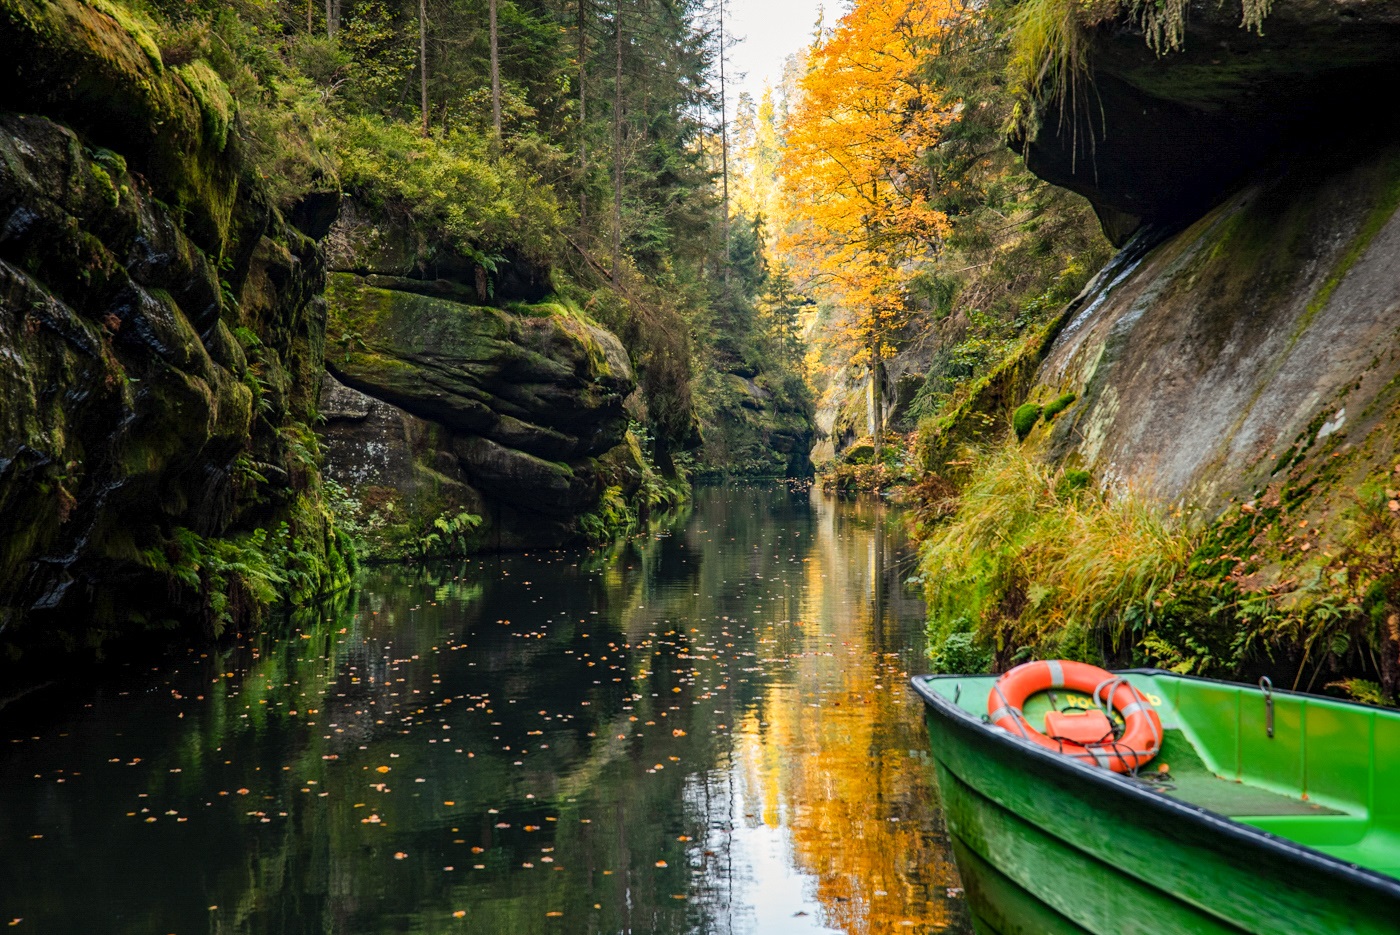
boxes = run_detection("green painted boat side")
[913,669,1400,935]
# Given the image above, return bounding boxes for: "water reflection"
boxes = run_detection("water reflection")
[0,485,970,934]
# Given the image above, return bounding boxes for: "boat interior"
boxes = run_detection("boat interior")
[919,671,1400,879]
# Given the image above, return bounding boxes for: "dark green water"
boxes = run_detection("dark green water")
[0,485,971,934]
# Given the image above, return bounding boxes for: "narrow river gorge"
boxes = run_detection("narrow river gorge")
[0,485,971,934]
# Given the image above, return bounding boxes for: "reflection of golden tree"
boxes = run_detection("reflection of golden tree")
[735,495,964,933]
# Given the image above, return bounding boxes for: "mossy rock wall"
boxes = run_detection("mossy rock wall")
[0,3,345,670]
[697,368,815,477]
[1024,140,1400,529]
[1021,0,1400,243]
[320,271,641,551]
[0,0,244,248]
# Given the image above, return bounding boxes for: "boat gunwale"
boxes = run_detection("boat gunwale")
[910,667,1400,901]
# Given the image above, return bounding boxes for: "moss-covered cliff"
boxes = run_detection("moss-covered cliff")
[318,262,677,555]
[0,0,350,670]
[917,1,1400,701]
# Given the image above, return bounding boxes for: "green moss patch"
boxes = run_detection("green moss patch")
[175,61,234,152]
[1043,391,1077,421]
[1013,402,1043,440]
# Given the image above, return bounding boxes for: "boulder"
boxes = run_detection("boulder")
[326,273,633,461]
[1033,138,1400,509]
[319,269,640,549]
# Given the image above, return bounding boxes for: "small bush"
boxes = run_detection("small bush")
[1013,403,1042,440]
[929,630,993,674]
[337,116,562,263]
[1058,468,1091,493]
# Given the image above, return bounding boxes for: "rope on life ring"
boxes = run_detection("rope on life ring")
[986,660,1162,773]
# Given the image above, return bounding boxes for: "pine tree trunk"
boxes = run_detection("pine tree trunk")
[718,0,729,288]
[612,0,623,282]
[419,0,429,136]
[577,0,588,225]
[490,0,502,141]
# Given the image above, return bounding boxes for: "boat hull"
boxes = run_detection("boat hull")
[916,676,1400,935]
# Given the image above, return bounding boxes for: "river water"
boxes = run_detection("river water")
[0,484,971,934]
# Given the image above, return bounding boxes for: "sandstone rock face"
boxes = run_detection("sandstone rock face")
[1023,0,1400,243]
[700,367,815,477]
[319,264,639,551]
[1023,140,1400,513]
[324,197,552,303]
[0,1,344,661]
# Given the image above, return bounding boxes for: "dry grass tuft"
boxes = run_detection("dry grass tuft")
[920,443,1196,668]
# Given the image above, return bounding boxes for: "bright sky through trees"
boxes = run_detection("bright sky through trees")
[727,0,831,102]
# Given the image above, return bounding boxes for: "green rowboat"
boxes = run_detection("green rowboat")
[912,669,1400,934]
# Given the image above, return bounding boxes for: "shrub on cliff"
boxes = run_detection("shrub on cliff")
[336,115,562,264]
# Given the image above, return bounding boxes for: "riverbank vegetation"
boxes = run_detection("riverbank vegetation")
[918,442,1400,704]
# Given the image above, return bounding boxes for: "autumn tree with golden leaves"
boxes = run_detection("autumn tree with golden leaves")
[778,0,953,449]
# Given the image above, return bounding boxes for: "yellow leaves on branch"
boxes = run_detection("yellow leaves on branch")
[779,0,955,367]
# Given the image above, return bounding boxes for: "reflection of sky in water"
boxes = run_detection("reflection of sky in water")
[730,821,843,934]
[0,484,969,934]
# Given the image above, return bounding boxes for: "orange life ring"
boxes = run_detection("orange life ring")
[986,660,1162,773]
